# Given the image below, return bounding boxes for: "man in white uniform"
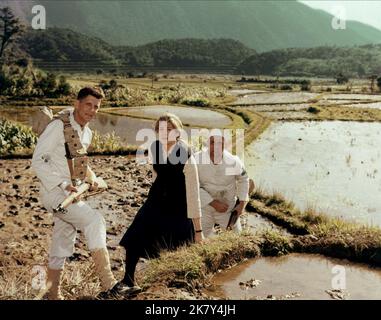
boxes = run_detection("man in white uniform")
[32,87,130,299]
[195,134,252,238]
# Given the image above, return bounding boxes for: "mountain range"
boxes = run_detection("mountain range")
[2,0,381,52]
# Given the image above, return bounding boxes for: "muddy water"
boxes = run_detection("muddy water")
[247,104,310,112]
[112,105,232,128]
[342,102,381,110]
[231,92,318,105]
[204,253,381,300]
[228,89,268,95]
[89,112,193,145]
[245,121,381,227]
[323,93,381,101]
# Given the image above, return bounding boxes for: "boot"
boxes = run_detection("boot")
[249,178,255,196]
[91,248,135,299]
[46,268,64,300]
[91,248,118,292]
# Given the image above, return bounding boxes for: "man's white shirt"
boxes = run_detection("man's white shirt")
[194,149,249,213]
[32,109,92,197]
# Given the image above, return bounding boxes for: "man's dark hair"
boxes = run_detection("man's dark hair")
[77,86,105,100]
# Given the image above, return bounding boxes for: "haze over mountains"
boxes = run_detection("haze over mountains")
[3,0,381,52]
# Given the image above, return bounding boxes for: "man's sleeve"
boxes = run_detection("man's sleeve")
[235,157,250,202]
[184,155,202,219]
[31,120,70,192]
[199,187,214,208]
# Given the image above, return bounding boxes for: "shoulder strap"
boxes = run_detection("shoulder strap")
[55,111,89,185]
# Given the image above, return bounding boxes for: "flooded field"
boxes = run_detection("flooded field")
[106,105,232,127]
[342,102,381,110]
[323,93,381,102]
[231,92,318,105]
[204,253,381,300]
[245,121,381,227]
[228,89,268,95]
[246,104,310,112]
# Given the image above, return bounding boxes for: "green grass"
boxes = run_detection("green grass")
[88,131,138,155]
[0,119,37,157]
[141,231,261,290]
[247,189,381,267]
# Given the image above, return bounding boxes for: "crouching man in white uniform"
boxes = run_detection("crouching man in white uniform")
[32,87,130,300]
[195,134,253,238]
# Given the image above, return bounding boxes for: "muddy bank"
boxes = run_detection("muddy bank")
[0,156,153,298]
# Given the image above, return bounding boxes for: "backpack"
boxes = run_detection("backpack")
[33,106,89,185]
[32,106,54,137]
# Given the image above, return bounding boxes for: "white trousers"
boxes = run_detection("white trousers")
[41,187,107,269]
[201,206,242,238]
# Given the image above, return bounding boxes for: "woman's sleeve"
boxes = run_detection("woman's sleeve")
[183,155,202,219]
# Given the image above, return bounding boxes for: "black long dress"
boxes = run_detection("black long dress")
[119,140,195,259]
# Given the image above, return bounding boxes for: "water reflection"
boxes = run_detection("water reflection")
[204,253,381,300]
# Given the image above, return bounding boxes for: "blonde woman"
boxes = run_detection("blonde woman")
[119,113,204,292]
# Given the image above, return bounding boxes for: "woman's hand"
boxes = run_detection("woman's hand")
[194,232,205,244]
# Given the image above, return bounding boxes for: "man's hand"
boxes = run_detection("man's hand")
[65,185,78,193]
[89,181,99,192]
[210,199,229,213]
[233,201,247,216]
[65,185,81,203]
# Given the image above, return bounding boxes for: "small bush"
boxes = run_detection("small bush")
[336,73,349,84]
[300,80,311,91]
[307,106,320,114]
[0,119,37,156]
[56,76,72,96]
[181,98,210,107]
[377,77,381,91]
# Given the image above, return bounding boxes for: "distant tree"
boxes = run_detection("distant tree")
[109,79,118,89]
[300,79,311,91]
[369,74,377,93]
[56,75,71,96]
[377,76,381,92]
[35,72,57,96]
[15,57,30,68]
[336,73,349,84]
[0,7,24,59]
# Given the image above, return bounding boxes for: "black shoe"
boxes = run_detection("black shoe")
[96,282,142,300]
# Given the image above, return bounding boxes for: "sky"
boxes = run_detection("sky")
[300,0,381,31]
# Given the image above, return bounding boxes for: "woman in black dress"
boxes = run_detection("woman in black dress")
[120,113,204,290]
